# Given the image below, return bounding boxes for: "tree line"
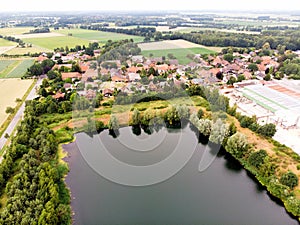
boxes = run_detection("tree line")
[0,99,71,224]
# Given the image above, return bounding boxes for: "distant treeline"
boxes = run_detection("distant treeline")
[80,25,156,37]
[80,25,300,50]
[27,27,50,34]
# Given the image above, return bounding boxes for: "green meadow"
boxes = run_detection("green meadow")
[25,36,90,50]
[55,28,144,43]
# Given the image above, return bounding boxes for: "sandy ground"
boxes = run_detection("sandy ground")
[0,46,16,55]
[13,32,65,39]
[0,78,33,126]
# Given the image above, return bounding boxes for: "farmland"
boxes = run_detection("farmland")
[0,38,15,47]
[139,40,218,64]
[0,27,33,36]
[142,48,216,64]
[55,28,144,43]
[0,58,34,78]
[24,36,90,50]
[0,78,33,126]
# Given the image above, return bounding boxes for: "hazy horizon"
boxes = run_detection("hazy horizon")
[1,0,300,13]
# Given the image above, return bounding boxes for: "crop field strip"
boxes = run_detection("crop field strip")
[0,59,34,78]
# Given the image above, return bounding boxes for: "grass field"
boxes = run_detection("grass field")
[0,38,15,47]
[0,59,34,78]
[55,28,144,43]
[142,47,216,64]
[0,78,33,126]
[25,36,90,50]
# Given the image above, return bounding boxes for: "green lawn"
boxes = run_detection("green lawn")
[6,59,34,78]
[55,28,144,43]
[0,38,15,47]
[142,47,216,64]
[25,36,90,50]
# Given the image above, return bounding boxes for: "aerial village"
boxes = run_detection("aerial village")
[35,46,300,153]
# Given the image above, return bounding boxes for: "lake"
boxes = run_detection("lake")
[64,124,299,225]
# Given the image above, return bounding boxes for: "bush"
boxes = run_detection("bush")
[248,149,268,169]
[197,109,204,119]
[5,107,15,114]
[280,171,298,189]
[256,123,276,137]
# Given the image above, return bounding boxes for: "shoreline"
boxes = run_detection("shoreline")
[59,137,77,225]
[60,127,300,224]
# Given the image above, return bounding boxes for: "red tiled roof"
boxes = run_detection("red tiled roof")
[61,72,82,80]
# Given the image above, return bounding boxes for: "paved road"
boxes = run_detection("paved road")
[0,79,42,157]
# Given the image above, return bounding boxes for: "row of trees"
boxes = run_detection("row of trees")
[0,99,70,224]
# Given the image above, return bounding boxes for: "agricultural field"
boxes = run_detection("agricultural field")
[0,78,33,126]
[138,39,222,52]
[139,40,219,64]
[5,45,50,55]
[142,48,216,64]
[0,27,33,36]
[23,36,89,51]
[0,38,15,47]
[55,28,144,43]
[0,58,34,78]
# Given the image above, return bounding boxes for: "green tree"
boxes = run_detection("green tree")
[223,53,234,62]
[209,119,229,144]
[131,108,141,126]
[248,63,258,72]
[227,76,237,85]
[108,115,119,130]
[256,123,276,137]
[248,149,268,169]
[237,74,245,82]
[197,109,204,119]
[280,171,298,189]
[225,132,248,158]
[5,106,15,114]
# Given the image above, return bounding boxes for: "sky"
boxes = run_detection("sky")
[0,0,300,12]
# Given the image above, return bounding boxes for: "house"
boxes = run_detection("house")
[132,55,144,63]
[52,92,65,100]
[36,55,48,62]
[103,88,114,97]
[79,63,89,73]
[85,89,96,100]
[52,64,72,71]
[127,66,141,73]
[63,83,72,89]
[61,72,82,80]
[82,68,98,82]
[128,73,141,82]
[111,74,128,82]
[155,64,169,73]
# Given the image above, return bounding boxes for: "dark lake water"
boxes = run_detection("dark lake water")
[64,125,299,225]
